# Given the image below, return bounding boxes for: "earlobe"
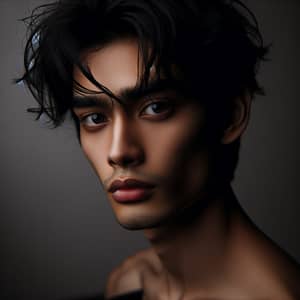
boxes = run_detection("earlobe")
[221,92,252,144]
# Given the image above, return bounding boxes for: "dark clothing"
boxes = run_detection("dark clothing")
[66,290,143,300]
[108,290,143,299]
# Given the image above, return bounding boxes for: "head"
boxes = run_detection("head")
[18,0,268,229]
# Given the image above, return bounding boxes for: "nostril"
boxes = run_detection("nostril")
[108,153,143,168]
[107,132,145,167]
[122,156,136,166]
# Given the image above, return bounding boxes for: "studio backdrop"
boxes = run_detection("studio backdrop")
[0,0,299,299]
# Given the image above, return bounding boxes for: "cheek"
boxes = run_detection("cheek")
[80,132,110,178]
[145,111,209,194]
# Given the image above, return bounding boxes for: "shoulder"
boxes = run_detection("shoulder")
[277,256,300,299]
[244,230,300,299]
[260,238,300,298]
[105,247,161,299]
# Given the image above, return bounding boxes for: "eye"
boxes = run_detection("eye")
[79,113,107,128]
[141,100,173,116]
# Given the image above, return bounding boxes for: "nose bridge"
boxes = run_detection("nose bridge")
[108,113,143,167]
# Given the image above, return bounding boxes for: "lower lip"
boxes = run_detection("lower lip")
[112,188,154,203]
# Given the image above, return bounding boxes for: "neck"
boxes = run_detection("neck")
[143,185,247,293]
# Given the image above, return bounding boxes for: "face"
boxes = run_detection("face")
[72,38,213,230]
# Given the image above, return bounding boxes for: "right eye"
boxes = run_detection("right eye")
[79,113,107,128]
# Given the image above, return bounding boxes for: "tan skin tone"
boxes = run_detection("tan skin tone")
[72,38,300,299]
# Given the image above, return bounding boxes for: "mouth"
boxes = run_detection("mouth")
[111,187,154,203]
[108,178,156,203]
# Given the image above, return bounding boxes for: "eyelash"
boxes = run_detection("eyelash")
[141,100,172,116]
[78,100,173,129]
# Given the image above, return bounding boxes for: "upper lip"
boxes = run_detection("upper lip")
[108,178,155,193]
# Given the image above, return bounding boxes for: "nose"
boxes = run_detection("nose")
[108,116,144,168]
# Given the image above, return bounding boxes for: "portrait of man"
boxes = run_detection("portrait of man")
[1,0,299,299]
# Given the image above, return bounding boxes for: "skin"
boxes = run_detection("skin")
[72,38,300,299]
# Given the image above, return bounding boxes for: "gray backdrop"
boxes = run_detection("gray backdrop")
[1,0,299,299]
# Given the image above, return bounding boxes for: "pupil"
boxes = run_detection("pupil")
[152,102,165,113]
[92,114,103,123]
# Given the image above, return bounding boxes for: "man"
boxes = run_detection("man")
[18,0,300,299]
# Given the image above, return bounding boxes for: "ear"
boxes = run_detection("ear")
[221,92,252,144]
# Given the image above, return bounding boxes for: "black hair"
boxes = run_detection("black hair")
[17,0,269,183]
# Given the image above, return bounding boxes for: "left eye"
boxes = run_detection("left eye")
[80,113,107,126]
[142,101,172,115]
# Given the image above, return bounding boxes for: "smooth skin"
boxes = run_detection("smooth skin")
[72,38,300,300]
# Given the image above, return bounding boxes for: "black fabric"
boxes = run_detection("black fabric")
[61,294,105,300]
[108,289,144,300]
[62,293,105,300]
[63,289,143,300]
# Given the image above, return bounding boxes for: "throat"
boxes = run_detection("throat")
[143,186,240,289]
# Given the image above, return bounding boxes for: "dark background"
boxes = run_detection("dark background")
[1,0,299,299]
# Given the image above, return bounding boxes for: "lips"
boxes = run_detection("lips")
[108,178,155,203]
[108,178,155,193]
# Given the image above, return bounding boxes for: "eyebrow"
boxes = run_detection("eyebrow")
[71,78,179,109]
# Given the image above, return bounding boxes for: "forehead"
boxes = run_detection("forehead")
[74,38,146,95]
[72,38,189,110]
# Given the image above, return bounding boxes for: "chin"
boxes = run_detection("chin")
[116,197,210,231]
[115,216,164,230]
[114,209,182,231]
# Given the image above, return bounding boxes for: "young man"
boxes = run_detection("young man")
[18,0,300,299]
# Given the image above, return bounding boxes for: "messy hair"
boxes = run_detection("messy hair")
[17,0,269,183]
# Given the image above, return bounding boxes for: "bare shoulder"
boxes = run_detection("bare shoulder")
[263,240,300,299]
[105,247,161,298]
[279,256,300,299]
[246,232,300,299]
